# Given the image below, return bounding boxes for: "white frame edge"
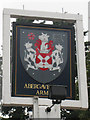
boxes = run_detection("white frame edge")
[88,1,90,41]
[2,8,88,109]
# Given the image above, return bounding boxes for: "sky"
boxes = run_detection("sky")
[0,0,90,55]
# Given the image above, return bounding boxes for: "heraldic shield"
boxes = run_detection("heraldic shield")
[20,28,67,83]
[12,23,74,98]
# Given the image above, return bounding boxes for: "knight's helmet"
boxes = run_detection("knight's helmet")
[39,33,49,53]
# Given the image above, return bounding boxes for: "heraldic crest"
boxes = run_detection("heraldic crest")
[24,33,63,72]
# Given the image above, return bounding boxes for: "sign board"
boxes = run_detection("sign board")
[2,8,88,109]
[12,23,75,99]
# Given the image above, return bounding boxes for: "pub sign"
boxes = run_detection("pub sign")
[12,23,75,99]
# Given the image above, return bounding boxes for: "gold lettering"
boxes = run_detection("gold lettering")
[46,85,49,89]
[24,83,49,90]
[24,84,27,88]
[29,84,33,89]
[34,84,39,89]
[40,90,44,95]
[43,90,48,95]
[36,90,48,95]
[40,85,46,89]
[36,90,40,95]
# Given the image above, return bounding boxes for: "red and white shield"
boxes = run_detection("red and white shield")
[36,53,52,71]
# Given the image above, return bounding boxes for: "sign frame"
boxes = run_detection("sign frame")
[88,1,90,42]
[2,8,88,109]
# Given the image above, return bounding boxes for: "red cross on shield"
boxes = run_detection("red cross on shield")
[36,53,52,71]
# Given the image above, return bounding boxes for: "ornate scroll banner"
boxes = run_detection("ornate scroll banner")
[12,23,75,99]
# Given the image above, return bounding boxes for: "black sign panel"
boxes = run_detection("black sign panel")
[12,23,75,99]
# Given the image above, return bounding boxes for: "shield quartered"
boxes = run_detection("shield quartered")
[36,52,52,71]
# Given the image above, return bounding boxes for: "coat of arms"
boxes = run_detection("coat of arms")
[19,26,68,83]
[24,33,63,73]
